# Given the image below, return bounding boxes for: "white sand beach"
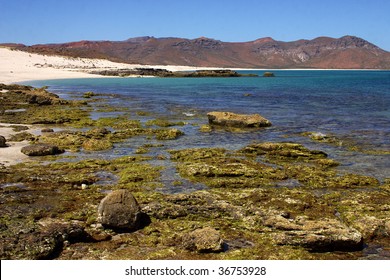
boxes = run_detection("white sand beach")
[0,47,205,84]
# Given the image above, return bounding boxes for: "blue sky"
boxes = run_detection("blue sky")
[1,0,389,51]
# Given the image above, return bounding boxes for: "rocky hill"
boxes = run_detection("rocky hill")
[5,35,390,69]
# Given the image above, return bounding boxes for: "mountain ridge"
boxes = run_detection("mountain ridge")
[3,35,390,69]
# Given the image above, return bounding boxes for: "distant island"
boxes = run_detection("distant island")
[2,35,390,69]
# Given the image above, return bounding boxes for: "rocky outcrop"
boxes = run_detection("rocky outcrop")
[263,72,275,77]
[0,135,7,147]
[97,190,144,231]
[181,227,224,253]
[0,218,88,260]
[21,143,64,156]
[270,217,363,252]
[207,112,272,128]
[90,68,257,78]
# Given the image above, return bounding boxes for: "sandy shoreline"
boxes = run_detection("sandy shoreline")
[0,123,38,166]
[0,47,209,166]
[0,47,218,84]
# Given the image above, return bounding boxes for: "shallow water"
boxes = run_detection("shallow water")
[28,70,390,181]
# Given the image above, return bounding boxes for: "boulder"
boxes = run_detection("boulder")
[207,111,271,128]
[97,190,143,231]
[0,135,7,147]
[181,227,224,253]
[21,144,64,156]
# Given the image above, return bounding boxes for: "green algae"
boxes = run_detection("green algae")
[1,85,389,260]
[145,119,186,127]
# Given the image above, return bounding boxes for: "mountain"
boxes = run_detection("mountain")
[6,36,390,69]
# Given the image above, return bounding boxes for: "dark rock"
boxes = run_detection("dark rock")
[21,144,65,156]
[263,72,275,77]
[97,190,144,231]
[181,227,224,253]
[207,111,272,128]
[41,128,54,133]
[0,135,7,147]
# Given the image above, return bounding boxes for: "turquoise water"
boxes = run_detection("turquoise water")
[29,70,390,181]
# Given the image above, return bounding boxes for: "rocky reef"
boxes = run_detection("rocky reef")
[0,84,389,260]
[89,68,258,78]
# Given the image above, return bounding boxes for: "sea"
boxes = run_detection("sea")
[28,70,390,185]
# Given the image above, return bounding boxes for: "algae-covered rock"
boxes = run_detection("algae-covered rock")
[82,139,113,151]
[155,128,184,140]
[207,111,271,128]
[97,190,144,231]
[263,72,275,77]
[21,144,65,156]
[181,227,224,253]
[240,142,327,159]
[272,218,363,252]
[7,132,35,142]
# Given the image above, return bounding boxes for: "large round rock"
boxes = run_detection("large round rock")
[98,190,142,231]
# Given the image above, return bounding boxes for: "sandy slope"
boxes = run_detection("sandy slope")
[0,47,203,84]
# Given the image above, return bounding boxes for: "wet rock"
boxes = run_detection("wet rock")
[0,218,88,260]
[97,190,144,231]
[7,132,35,142]
[38,218,88,244]
[240,142,327,159]
[272,218,363,252]
[207,111,271,128]
[181,227,224,253]
[263,72,275,77]
[155,128,184,140]
[21,143,65,156]
[85,127,111,139]
[0,135,7,147]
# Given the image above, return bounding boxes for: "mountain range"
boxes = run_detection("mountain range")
[4,35,390,69]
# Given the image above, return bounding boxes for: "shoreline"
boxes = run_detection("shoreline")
[1,47,387,85]
[0,47,224,84]
[0,123,38,166]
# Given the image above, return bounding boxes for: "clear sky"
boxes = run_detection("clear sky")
[1,0,389,51]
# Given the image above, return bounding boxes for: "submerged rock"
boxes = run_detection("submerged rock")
[181,227,224,253]
[21,143,65,156]
[97,190,144,231]
[207,111,271,128]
